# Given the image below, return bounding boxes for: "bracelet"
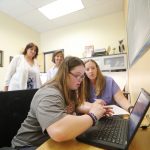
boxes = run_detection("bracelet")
[128,106,134,113]
[87,112,98,126]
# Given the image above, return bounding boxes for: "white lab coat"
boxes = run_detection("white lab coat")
[4,55,42,91]
[47,65,58,81]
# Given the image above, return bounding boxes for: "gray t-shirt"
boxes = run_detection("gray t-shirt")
[11,84,73,148]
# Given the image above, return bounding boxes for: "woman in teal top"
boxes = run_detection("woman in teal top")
[84,59,132,112]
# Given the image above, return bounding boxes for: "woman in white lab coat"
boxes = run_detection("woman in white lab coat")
[47,50,64,81]
[4,42,41,91]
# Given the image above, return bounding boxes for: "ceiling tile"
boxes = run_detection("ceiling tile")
[0,0,123,33]
[26,0,55,8]
[17,10,50,26]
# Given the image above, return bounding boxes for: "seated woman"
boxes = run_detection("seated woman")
[84,59,133,113]
[10,56,112,150]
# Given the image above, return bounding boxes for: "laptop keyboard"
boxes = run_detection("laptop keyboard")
[90,117,127,145]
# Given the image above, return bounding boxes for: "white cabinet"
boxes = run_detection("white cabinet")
[82,53,127,71]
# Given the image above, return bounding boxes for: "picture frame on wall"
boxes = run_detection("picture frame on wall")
[0,50,3,67]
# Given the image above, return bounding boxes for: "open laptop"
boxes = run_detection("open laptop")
[76,88,150,150]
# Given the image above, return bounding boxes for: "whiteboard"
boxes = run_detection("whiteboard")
[127,0,150,66]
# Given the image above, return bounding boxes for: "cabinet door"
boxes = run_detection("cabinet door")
[81,54,127,71]
[102,54,127,71]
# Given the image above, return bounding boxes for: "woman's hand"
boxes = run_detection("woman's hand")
[95,99,106,106]
[76,101,93,114]
[89,100,106,120]
[103,106,114,116]
[89,100,114,119]
[77,99,113,118]
[94,99,113,116]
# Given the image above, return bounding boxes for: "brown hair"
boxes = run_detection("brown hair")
[52,50,64,63]
[84,59,106,100]
[22,42,39,59]
[46,56,85,105]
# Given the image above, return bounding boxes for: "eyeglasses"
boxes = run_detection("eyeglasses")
[69,72,85,81]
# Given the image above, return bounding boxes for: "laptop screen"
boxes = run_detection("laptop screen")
[128,89,150,142]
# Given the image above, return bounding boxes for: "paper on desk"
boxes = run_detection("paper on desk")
[107,105,129,116]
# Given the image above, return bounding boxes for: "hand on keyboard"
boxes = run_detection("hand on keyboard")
[89,100,106,120]
[103,105,114,116]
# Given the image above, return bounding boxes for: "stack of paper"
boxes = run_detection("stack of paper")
[106,105,129,116]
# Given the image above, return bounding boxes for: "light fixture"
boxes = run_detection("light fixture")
[38,0,84,20]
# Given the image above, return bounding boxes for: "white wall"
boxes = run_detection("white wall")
[129,49,150,103]
[40,12,125,58]
[0,12,40,90]
[0,11,125,91]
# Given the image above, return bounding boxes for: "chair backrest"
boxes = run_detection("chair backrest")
[0,89,38,147]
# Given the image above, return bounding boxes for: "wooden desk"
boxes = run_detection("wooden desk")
[128,127,150,150]
[37,127,150,150]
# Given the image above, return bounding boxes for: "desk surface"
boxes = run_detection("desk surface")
[37,127,150,150]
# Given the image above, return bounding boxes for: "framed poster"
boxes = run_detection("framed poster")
[0,50,3,67]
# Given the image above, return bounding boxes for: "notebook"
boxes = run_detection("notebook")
[76,88,150,150]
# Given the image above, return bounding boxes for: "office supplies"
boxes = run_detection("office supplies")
[77,88,150,150]
[92,48,106,56]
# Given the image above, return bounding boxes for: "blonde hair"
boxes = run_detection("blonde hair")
[84,59,105,100]
[45,56,85,105]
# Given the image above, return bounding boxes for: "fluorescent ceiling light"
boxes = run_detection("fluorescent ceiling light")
[38,0,84,20]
